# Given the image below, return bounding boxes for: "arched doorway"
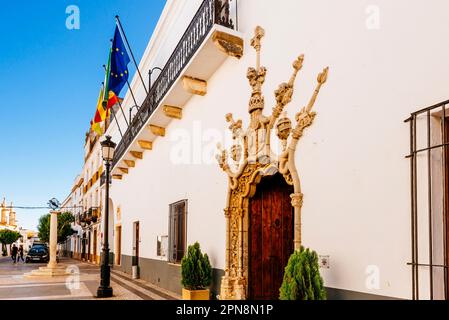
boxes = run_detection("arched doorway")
[248,173,294,300]
[217,26,328,300]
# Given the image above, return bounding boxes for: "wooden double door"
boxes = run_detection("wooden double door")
[249,173,294,300]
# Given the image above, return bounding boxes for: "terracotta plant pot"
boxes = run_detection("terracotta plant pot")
[182,288,210,300]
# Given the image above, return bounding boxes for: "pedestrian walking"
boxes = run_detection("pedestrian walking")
[17,245,24,263]
[11,244,18,264]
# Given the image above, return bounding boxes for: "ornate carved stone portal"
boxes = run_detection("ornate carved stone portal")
[217,26,329,300]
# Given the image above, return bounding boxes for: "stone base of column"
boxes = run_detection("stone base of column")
[97,286,113,298]
[219,276,247,300]
[24,266,70,278]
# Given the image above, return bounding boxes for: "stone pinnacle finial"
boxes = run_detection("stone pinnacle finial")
[247,27,267,114]
[226,113,243,139]
[290,55,305,86]
[305,67,329,113]
[251,26,265,69]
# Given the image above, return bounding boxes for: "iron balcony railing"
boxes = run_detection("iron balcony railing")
[78,207,100,228]
[112,0,237,167]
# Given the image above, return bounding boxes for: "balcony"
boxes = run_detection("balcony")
[111,0,243,174]
[77,207,100,228]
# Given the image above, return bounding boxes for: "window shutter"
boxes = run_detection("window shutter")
[169,200,187,263]
[169,205,177,263]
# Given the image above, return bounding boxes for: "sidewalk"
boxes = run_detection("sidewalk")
[0,256,180,300]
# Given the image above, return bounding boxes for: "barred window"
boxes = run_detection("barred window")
[407,100,449,300]
[169,200,187,263]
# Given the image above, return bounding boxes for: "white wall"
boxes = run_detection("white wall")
[107,0,449,299]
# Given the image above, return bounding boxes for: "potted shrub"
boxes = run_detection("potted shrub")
[181,242,212,300]
[279,246,327,300]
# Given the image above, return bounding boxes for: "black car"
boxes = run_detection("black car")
[31,242,48,250]
[26,247,49,263]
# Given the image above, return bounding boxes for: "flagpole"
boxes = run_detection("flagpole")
[103,64,129,127]
[115,15,148,95]
[125,79,139,110]
[124,79,145,124]
[102,81,123,138]
[110,106,124,138]
[105,37,141,124]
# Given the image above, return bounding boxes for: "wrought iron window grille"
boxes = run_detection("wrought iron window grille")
[406,99,449,300]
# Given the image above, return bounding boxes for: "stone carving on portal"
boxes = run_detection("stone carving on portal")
[216,26,329,300]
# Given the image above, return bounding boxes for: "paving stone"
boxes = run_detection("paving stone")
[0,256,172,300]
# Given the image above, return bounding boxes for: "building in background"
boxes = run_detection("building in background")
[61,110,117,264]
[0,198,36,254]
[60,175,83,259]
[79,130,105,265]
[62,132,105,264]
[0,198,18,232]
[17,228,38,253]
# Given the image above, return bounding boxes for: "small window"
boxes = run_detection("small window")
[157,235,168,257]
[168,200,187,263]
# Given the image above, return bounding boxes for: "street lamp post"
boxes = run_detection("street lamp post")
[97,135,116,298]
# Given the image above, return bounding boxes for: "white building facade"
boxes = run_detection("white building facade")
[64,0,449,300]
[79,131,104,265]
[60,175,83,259]
[62,130,106,264]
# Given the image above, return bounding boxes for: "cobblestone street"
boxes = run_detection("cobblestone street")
[0,256,180,300]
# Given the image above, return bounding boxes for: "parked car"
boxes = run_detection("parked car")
[26,247,49,263]
[31,242,48,250]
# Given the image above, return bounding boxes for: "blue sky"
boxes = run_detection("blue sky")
[0,1,166,230]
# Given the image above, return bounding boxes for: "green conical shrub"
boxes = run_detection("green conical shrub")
[181,242,212,290]
[279,247,327,300]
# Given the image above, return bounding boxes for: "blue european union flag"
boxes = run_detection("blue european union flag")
[108,26,130,96]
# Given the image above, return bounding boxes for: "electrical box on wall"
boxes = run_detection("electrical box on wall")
[319,255,330,269]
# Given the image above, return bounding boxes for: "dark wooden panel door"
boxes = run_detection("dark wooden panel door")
[93,230,97,263]
[116,226,122,266]
[87,232,91,262]
[249,173,294,300]
[133,221,140,266]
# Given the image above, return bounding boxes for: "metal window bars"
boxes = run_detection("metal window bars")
[405,99,449,300]
[168,200,187,263]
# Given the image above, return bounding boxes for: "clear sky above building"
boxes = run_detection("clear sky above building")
[0,0,166,230]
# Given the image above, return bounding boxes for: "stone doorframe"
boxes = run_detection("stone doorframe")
[216,26,329,300]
